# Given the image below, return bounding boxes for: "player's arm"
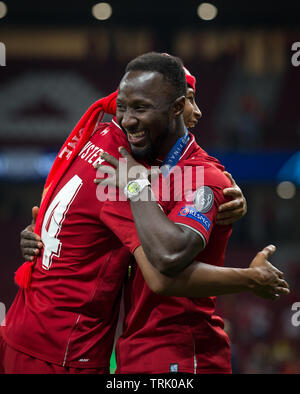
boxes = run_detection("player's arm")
[95,148,205,276]
[98,173,289,300]
[130,187,204,276]
[129,171,247,275]
[126,179,205,277]
[133,245,290,300]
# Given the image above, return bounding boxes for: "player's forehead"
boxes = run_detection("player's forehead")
[117,70,173,104]
[186,87,195,97]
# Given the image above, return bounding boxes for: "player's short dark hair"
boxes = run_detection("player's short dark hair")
[125,52,187,101]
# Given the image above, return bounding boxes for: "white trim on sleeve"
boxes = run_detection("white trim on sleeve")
[174,222,207,249]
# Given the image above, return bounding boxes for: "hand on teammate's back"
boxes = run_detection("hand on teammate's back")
[20,206,43,261]
[216,172,247,226]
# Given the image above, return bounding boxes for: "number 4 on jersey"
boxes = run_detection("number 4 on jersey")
[41,175,83,270]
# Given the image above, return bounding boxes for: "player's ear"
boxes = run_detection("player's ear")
[172,96,186,117]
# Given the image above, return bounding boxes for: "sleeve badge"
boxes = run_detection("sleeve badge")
[193,186,214,213]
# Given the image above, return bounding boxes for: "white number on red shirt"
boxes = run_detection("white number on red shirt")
[41,175,83,270]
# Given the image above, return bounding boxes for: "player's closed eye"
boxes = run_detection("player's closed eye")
[134,106,147,112]
[116,103,126,111]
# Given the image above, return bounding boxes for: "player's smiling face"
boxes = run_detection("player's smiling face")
[183,87,202,129]
[116,70,175,162]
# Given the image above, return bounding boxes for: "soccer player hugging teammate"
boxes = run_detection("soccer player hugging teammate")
[94,53,290,374]
[4,53,289,374]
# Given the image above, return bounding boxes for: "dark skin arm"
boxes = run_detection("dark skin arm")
[133,244,290,300]
[130,187,204,276]
[127,172,248,276]
[93,157,246,276]
[94,147,205,276]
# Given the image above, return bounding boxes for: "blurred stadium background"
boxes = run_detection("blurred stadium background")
[0,0,300,374]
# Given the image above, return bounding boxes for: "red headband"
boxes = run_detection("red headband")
[183,66,196,92]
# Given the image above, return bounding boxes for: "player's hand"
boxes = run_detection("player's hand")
[248,245,290,300]
[94,147,159,191]
[216,172,247,225]
[20,206,43,261]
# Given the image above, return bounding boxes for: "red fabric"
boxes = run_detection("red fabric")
[183,66,196,91]
[14,261,34,289]
[15,90,118,289]
[0,333,108,374]
[35,89,118,234]
[4,122,134,369]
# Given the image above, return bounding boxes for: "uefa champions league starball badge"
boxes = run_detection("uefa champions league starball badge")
[193,186,214,213]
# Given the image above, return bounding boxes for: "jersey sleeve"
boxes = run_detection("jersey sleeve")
[167,165,232,247]
[100,200,141,254]
[100,164,232,252]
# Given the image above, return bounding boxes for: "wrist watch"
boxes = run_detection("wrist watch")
[124,178,151,201]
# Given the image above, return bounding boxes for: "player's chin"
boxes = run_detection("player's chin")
[130,144,150,160]
[187,120,198,129]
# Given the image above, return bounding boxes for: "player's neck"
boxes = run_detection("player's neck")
[155,125,189,168]
[158,120,186,158]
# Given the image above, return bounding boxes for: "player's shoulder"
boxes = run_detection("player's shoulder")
[183,146,231,190]
[204,164,231,190]
[95,118,121,136]
[95,119,127,146]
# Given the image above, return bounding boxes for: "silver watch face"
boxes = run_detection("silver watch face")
[127,181,141,197]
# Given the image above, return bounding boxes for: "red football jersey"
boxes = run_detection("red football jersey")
[3,121,134,369]
[101,133,233,374]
